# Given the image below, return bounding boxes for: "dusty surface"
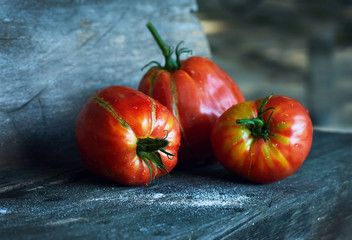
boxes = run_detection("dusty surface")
[1,130,352,239]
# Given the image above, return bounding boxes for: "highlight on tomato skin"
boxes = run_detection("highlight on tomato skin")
[138,22,245,167]
[210,95,313,184]
[75,85,181,186]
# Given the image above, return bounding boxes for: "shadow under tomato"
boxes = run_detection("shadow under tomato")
[178,162,256,185]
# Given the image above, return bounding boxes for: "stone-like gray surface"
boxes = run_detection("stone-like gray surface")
[0,0,210,170]
[1,130,352,239]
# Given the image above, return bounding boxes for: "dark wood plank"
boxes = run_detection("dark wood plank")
[1,130,352,239]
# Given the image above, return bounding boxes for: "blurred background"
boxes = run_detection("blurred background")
[196,0,352,132]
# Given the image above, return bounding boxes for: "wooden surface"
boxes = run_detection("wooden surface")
[1,1,352,239]
[1,130,352,239]
[0,0,210,174]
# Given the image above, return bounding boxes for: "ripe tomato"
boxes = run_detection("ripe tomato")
[138,22,245,166]
[211,95,313,183]
[75,86,181,186]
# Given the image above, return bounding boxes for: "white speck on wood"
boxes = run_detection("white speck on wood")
[46,217,86,226]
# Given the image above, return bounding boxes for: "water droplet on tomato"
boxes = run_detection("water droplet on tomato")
[294,144,299,148]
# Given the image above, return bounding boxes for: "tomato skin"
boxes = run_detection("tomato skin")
[75,86,181,186]
[139,56,245,166]
[211,95,313,183]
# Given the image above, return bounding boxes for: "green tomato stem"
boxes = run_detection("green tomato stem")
[146,22,178,72]
[136,130,175,185]
[236,95,275,142]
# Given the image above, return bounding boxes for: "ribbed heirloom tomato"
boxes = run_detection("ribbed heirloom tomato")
[139,22,245,166]
[211,95,313,183]
[76,86,181,186]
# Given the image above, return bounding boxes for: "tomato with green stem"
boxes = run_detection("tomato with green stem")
[138,22,245,166]
[211,95,313,183]
[76,86,181,186]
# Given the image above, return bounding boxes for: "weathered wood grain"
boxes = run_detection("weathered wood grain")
[1,1,351,239]
[0,0,210,186]
[0,130,352,239]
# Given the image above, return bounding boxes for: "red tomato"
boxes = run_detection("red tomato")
[75,86,181,186]
[138,22,245,166]
[211,95,313,183]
